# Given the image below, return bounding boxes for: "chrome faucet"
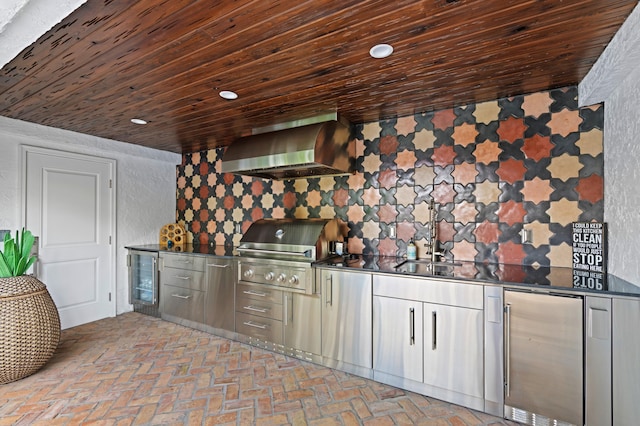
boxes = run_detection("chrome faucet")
[426,200,445,263]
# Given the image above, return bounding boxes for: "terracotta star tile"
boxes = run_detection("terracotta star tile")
[232,208,243,223]
[307,190,322,208]
[232,182,244,197]
[332,188,349,207]
[261,193,275,209]
[547,153,582,181]
[522,91,553,118]
[362,187,381,207]
[363,122,382,142]
[576,174,604,204]
[378,169,398,190]
[206,196,216,210]
[192,198,202,211]
[431,182,456,204]
[191,152,201,165]
[318,176,334,193]
[496,241,526,264]
[319,205,335,218]
[497,117,527,142]
[475,221,501,244]
[395,185,417,207]
[348,172,366,191]
[413,202,434,225]
[474,140,501,164]
[548,109,582,137]
[547,199,581,226]
[347,236,365,255]
[496,159,526,184]
[191,220,201,234]
[177,198,187,211]
[397,221,416,242]
[214,232,226,246]
[414,165,435,187]
[272,206,286,218]
[547,242,572,267]
[283,192,297,209]
[191,175,202,189]
[474,100,500,124]
[396,150,418,171]
[432,145,457,167]
[362,220,382,240]
[576,129,603,157]
[251,207,264,222]
[347,204,365,223]
[498,200,526,226]
[199,161,209,176]
[294,206,309,218]
[184,164,194,177]
[451,240,478,262]
[452,201,477,224]
[380,135,399,156]
[523,221,553,248]
[362,154,383,173]
[396,115,416,136]
[438,220,456,242]
[378,204,398,223]
[206,220,217,234]
[215,208,225,222]
[414,129,437,151]
[452,122,478,147]
[206,149,217,163]
[184,208,194,222]
[185,187,194,200]
[474,180,501,205]
[294,179,309,194]
[522,134,554,161]
[452,162,478,185]
[432,109,456,130]
[378,238,399,257]
[355,137,365,158]
[241,194,253,210]
[521,177,553,204]
[207,172,216,187]
[271,180,285,195]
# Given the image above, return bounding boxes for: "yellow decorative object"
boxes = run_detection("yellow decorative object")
[159,223,186,247]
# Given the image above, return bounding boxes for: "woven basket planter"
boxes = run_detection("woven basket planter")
[0,275,61,384]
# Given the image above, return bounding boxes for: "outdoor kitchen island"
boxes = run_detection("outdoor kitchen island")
[126,245,640,425]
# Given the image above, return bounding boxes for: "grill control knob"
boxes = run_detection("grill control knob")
[277,273,287,283]
[288,275,299,285]
[243,269,254,279]
[264,272,275,281]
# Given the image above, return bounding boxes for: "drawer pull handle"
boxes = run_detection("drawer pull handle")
[208,264,229,268]
[243,290,267,297]
[175,276,191,280]
[171,293,191,300]
[243,305,268,313]
[243,321,267,330]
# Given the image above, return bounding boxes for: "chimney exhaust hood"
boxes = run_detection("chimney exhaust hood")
[220,119,355,180]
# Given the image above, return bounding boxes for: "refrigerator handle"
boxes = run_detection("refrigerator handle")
[409,307,415,345]
[432,311,437,350]
[504,303,511,397]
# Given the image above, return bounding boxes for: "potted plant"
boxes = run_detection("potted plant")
[0,228,60,384]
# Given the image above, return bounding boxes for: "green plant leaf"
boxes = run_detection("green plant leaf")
[19,228,35,262]
[3,239,17,276]
[0,252,12,277]
[0,228,37,276]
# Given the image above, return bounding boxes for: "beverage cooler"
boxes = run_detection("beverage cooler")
[127,249,159,317]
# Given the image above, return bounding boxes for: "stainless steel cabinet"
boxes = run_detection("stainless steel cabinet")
[319,269,372,375]
[283,292,322,362]
[205,258,236,332]
[613,297,640,426]
[373,296,423,382]
[160,253,206,324]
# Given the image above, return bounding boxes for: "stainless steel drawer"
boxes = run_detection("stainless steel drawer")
[161,253,206,272]
[161,267,206,291]
[162,284,205,323]
[236,293,283,320]
[237,282,283,305]
[236,312,283,344]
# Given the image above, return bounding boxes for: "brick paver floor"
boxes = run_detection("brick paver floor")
[0,312,519,425]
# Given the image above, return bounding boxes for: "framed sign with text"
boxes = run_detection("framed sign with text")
[572,222,607,291]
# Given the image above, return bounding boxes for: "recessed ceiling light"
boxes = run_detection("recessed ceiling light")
[130,118,147,125]
[369,43,394,59]
[219,90,238,100]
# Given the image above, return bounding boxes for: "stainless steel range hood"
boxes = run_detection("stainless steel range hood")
[221,119,354,180]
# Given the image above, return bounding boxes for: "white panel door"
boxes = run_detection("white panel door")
[23,147,115,329]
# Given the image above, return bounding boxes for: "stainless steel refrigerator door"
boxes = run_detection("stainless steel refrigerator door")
[504,290,583,426]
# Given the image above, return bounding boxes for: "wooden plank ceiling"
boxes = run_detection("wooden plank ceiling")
[0,0,636,154]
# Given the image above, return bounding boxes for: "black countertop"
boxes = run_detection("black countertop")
[124,245,640,298]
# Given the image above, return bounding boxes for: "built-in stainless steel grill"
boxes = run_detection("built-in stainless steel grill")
[237,218,347,294]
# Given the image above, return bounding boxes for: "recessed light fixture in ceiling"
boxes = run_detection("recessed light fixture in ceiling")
[369,43,394,59]
[130,118,147,125]
[219,90,238,100]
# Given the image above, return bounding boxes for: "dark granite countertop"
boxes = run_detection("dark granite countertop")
[313,254,640,298]
[125,244,237,258]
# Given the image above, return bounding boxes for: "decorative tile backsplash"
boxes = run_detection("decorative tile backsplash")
[176,86,604,267]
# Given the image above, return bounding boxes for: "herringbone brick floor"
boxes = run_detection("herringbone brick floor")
[0,313,519,425]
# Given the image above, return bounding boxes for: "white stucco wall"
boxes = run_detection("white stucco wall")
[0,116,180,314]
[580,4,640,284]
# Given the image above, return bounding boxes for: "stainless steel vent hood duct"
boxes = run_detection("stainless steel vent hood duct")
[220,119,354,180]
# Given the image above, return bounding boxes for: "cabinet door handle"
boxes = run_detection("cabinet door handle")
[175,275,191,280]
[208,264,228,268]
[243,290,268,297]
[284,295,289,326]
[409,307,415,345]
[243,305,268,313]
[243,321,267,330]
[432,311,437,350]
[325,275,333,306]
[171,293,191,300]
[504,303,512,397]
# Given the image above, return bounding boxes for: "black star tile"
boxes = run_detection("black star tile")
[296,192,308,206]
[522,246,552,270]
[454,222,476,242]
[363,205,379,222]
[397,169,415,186]
[551,133,580,156]
[524,113,551,138]
[414,111,436,132]
[433,128,455,147]
[579,105,604,131]
[363,138,380,156]
[414,185,434,204]
[379,222,395,239]
[498,223,523,243]
[282,180,296,192]
[475,162,500,182]
[353,155,365,173]
[498,139,525,161]
[550,87,578,112]
[476,202,499,222]
[397,133,415,151]
[550,178,579,201]
[549,223,572,245]
[434,165,455,184]
[579,200,604,222]
[523,158,552,180]
[363,172,379,189]
[363,238,378,255]
[454,183,475,203]
[499,181,524,202]
[414,222,431,241]
[334,206,349,221]
[414,148,435,168]
[348,222,364,239]
[454,144,476,163]
[380,118,398,137]
[474,242,499,263]
[380,154,398,169]
[476,121,500,143]
[379,187,397,204]
[306,178,321,192]
[579,153,604,177]
[333,175,350,190]
[454,105,476,125]
[523,201,550,223]
[352,123,365,141]
[498,95,525,119]
[306,206,322,218]
[348,188,364,206]
[272,193,284,207]
[437,203,455,222]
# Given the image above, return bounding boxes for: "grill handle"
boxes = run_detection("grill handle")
[237,247,312,259]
